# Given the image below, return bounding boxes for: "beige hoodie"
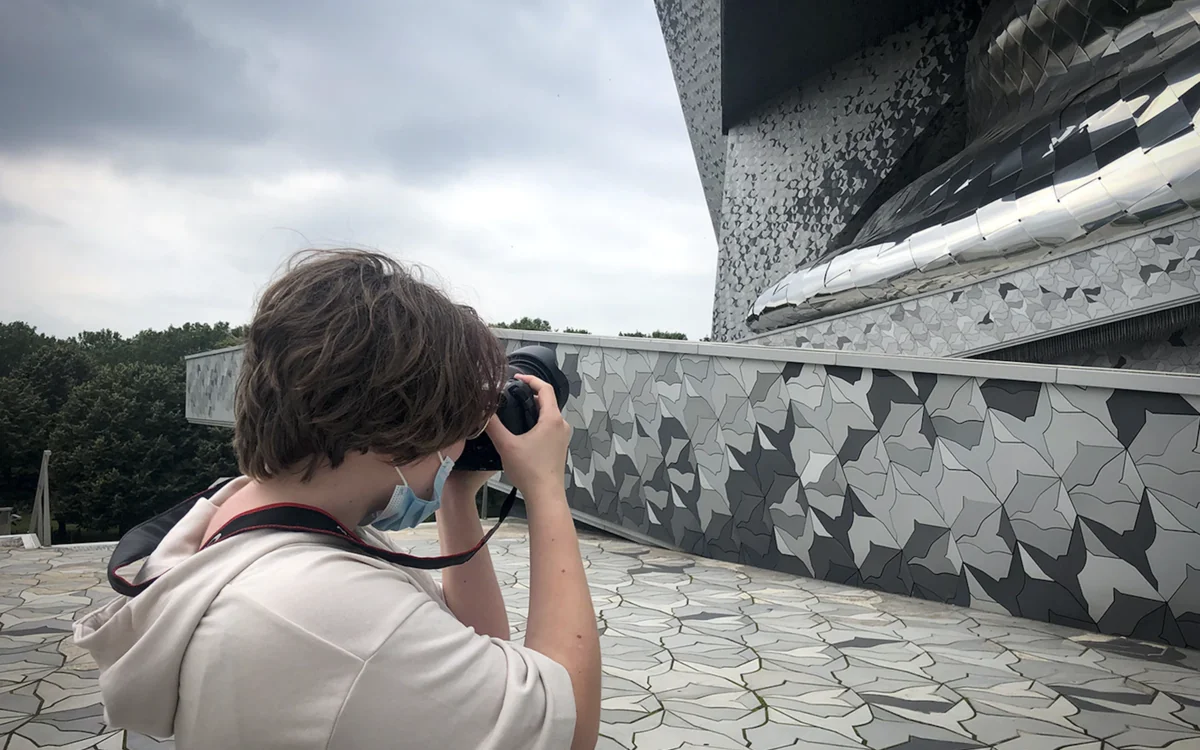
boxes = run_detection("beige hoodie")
[74,477,576,749]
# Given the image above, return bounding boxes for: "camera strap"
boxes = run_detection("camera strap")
[107,478,518,598]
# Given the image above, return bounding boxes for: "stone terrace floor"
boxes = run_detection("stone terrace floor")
[3,523,1200,749]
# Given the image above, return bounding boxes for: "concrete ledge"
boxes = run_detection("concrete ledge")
[694,341,840,365]
[490,330,1200,394]
[186,327,1200,415]
[830,351,1059,383]
[188,417,238,428]
[183,344,246,360]
[1053,365,1200,394]
[0,534,43,550]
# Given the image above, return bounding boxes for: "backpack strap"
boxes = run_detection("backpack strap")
[108,480,517,597]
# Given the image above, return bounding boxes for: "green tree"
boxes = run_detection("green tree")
[74,329,128,366]
[14,341,96,412]
[495,317,553,332]
[124,322,239,368]
[651,330,687,340]
[49,363,237,534]
[0,321,49,378]
[561,327,591,334]
[213,324,248,349]
[620,330,688,340]
[0,376,49,512]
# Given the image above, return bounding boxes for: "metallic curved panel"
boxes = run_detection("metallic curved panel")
[967,0,1174,138]
[748,0,1200,333]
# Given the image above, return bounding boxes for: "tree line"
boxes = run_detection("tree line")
[495,317,707,341]
[0,321,242,541]
[1,315,708,542]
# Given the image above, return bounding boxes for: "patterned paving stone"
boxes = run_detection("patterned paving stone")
[3,526,1199,748]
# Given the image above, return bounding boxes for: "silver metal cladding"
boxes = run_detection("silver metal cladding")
[749,0,1200,332]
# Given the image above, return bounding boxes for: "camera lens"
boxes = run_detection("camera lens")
[455,345,569,472]
[506,346,569,414]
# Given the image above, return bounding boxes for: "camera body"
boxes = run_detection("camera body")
[455,345,570,472]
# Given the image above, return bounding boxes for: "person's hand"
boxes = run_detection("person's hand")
[486,373,571,500]
[444,469,497,500]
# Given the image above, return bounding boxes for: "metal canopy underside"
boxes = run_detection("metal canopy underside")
[720,0,954,131]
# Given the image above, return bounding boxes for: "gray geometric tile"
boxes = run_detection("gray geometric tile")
[511,337,1200,648]
[13,525,1200,749]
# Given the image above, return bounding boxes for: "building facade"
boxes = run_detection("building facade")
[657,0,1200,372]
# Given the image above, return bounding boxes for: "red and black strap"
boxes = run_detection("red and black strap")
[108,478,517,598]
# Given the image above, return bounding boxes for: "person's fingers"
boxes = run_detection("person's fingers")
[514,372,546,390]
[515,373,562,422]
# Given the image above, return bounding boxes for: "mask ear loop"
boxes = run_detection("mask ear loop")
[469,418,489,440]
[395,453,449,489]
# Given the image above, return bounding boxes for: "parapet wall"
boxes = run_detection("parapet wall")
[186,335,1200,647]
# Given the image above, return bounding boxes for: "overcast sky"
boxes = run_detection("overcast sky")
[0,0,716,341]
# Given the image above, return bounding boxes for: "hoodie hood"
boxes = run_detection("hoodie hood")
[74,477,308,739]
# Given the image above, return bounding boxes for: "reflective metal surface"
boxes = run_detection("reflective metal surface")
[748,0,1200,333]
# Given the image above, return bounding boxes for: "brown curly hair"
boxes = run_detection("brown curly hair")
[234,249,506,481]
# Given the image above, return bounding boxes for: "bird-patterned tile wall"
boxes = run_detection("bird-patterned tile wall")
[503,338,1200,648]
[746,218,1200,362]
[653,0,723,237]
[709,7,981,342]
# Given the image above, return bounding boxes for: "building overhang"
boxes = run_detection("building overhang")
[720,0,952,131]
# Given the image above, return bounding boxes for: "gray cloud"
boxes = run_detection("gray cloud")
[0,0,273,156]
[0,0,683,184]
[0,0,718,340]
[0,197,62,227]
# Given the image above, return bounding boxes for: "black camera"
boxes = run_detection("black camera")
[455,345,570,471]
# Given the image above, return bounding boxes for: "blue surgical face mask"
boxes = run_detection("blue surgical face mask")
[366,452,454,532]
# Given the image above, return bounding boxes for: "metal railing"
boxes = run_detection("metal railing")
[27,450,52,547]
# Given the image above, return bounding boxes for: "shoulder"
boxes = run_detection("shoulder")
[353,525,445,600]
[212,537,446,659]
[330,580,578,750]
[183,536,575,750]
[177,539,450,749]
